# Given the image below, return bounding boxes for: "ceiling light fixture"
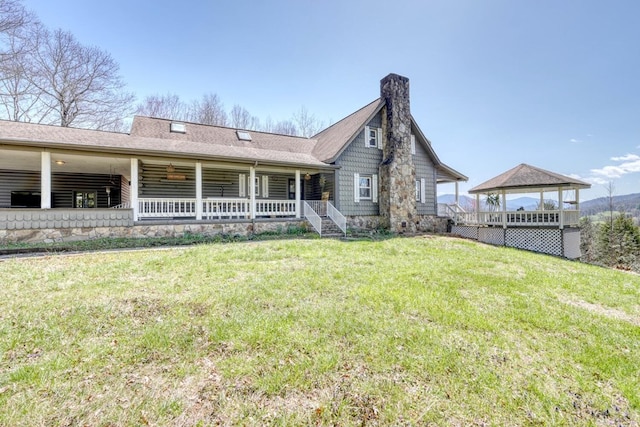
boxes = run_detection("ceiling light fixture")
[55,160,65,165]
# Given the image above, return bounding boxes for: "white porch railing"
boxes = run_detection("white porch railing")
[111,202,131,209]
[138,198,300,220]
[203,198,250,219]
[303,201,322,235]
[255,199,297,216]
[306,200,328,216]
[450,209,581,227]
[138,198,197,218]
[327,201,346,236]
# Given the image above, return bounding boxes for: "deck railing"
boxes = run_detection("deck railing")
[138,198,197,218]
[306,200,329,217]
[445,208,581,227]
[203,198,250,219]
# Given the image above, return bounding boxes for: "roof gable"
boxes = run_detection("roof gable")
[311,99,383,162]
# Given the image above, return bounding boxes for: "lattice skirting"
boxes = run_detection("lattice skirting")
[505,228,563,257]
[449,226,582,259]
[479,227,505,245]
[451,225,478,240]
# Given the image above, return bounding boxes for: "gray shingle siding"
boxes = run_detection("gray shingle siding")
[413,129,437,216]
[334,113,382,216]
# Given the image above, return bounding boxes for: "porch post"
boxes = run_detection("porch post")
[540,191,544,211]
[475,194,480,224]
[575,189,580,212]
[455,181,459,206]
[40,151,51,209]
[195,161,202,220]
[502,190,507,229]
[558,188,564,229]
[130,158,139,221]
[295,169,301,218]
[250,166,256,219]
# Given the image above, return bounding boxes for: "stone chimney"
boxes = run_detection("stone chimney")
[379,73,417,233]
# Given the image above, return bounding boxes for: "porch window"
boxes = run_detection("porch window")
[74,191,96,208]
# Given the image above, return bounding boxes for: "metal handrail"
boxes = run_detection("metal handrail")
[327,201,346,236]
[303,201,322,236]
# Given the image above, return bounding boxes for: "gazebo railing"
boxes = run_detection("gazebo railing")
[455,209,580,227]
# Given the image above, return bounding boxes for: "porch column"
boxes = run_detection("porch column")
[295,169,301,218]
[540,191,544,211]
[502,190,507,229]
[195,161,202,220]
[40,151,51,209]
[558,188,564,229]
[130,158,139,221]
[455,181,459,206]
[250,166,256,219]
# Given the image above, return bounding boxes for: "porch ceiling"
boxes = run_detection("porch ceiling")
[0,148,131,177]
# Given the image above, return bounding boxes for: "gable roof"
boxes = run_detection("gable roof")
[469,163,591,194]
[312,99,383,162]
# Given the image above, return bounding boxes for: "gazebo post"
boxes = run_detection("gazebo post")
[540,191,544,211]
[455,181,459,206]
[502,190,507,229]
[558,187,564,229]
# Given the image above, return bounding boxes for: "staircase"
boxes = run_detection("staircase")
[303,201,347,238]
[320,218,344,237]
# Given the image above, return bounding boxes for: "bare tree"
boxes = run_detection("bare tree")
[30,28,134,129]
[272,119,298,136]
[292,105,322,137]
[135,93,187,120]
[187,93,227,126]
[230,104,260,130]
[0,0,29,35]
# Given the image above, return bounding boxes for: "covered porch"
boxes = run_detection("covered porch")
[0,146,336,228]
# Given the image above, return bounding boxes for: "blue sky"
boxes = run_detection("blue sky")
[22,0,640,201]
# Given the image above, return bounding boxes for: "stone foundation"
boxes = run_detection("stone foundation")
[348,215,447,234]
[0,219,308,245]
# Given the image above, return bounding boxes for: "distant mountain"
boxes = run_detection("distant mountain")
[438,193,640,217]
[580,193,640,216]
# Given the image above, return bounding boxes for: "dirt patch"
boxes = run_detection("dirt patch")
[559,297,640,327]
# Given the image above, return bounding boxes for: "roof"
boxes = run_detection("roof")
[312,99,383,163]
[0,119,331,169]
[469,163,591,194]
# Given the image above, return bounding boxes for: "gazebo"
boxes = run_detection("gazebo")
[450,164,591,259]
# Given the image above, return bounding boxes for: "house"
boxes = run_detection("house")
[0,73,466,244]
[449,163,591,259]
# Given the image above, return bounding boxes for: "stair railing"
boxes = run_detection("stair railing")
[303,201,322,236]
[327,201,347,236]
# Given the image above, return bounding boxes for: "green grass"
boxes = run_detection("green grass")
[0,236,639,426]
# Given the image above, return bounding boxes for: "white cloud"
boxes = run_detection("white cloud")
[610,154,640,162]
[570,138,581,143]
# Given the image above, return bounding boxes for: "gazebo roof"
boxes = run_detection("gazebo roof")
[469,163,591,194]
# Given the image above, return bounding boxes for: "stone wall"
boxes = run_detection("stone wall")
[0,218,308,244]
[378,73,417,233]
[348,214,447,234]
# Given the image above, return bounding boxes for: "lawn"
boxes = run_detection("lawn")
[0,236,639,426]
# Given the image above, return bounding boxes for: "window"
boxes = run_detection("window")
[359,176,372,199]
[354,173,377,203]
[415,178,426,204]
[74,191,96,208]
[415,180,421,201]
[364,126,381,148]
[411,134,416,155]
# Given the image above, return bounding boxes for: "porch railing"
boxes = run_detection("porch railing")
[327,201,346,236]
[203,198,249,219]
[138,197,300,220]
[306,200,329,216]
[138,198,197,218]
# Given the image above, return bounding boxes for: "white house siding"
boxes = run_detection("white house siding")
[334,113,383,216]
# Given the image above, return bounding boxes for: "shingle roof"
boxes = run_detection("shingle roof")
[469,163,591,194]
[312,99,383,162]
[0,119,330,169]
